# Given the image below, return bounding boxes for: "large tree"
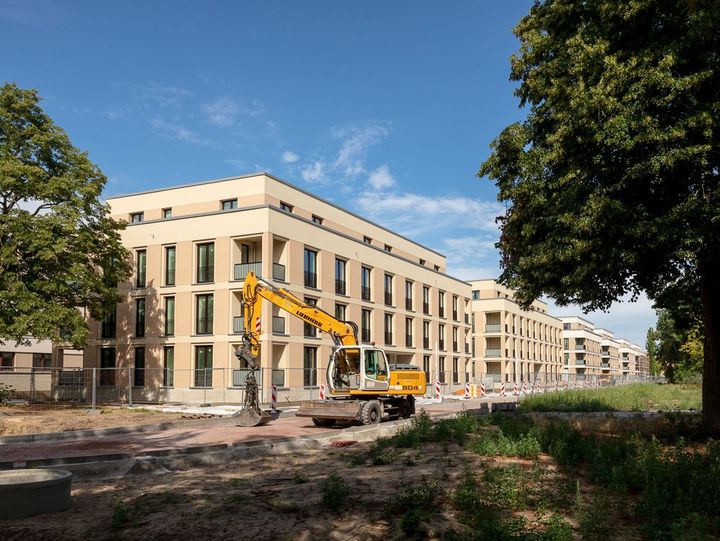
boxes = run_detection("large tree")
[0,83,130,347]
[479,1,720,431]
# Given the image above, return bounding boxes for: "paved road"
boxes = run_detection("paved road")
[0,397,515,465]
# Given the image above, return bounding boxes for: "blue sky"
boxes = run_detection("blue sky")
[1,0,655,346]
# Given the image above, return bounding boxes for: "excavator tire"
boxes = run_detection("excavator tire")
[360,400,382,425]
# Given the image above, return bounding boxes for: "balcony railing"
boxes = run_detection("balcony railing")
[601,362,610,369]
[335,279,346,295]
[234,262,262,280]
[423,337,430,349]
[405,335,413,347]
[272,369,285,387]
[423,302,430,315]
[453,342,458,352]
[361,286,371,301]
[384,332,393,344]
[453,311,458,321]
[439,307,445,318]
[233,368,262,388]
[575,344,586,350]
[485,348,502,358]
[232,316,244,334]
[361,329,371,343]
[272,316,286,334]
[439,340,445,350]
[385,292,393,306]
[304,271,317,288]
[272,263,286,282]
[485,324,501,332]
[576,359,586,366]
[406,298,412,310]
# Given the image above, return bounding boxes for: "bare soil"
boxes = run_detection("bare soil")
[0,406,196,436]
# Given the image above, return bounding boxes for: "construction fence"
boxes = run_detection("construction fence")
[0,366,663,408]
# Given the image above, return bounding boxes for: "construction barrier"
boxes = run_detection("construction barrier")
[500,382,506,396]
[271,384,277,410]
[464,382,470,399]
[319,383,326,400]
[480,382,486,397]
[513,382,519,396]
[434,380,441,400]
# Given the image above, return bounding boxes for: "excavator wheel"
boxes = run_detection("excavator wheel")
[360,400,382,425]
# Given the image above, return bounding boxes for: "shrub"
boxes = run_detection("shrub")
[320,474,349,511]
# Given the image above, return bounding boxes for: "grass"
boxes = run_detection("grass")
[111,491,184,531]
[518,383,701,412]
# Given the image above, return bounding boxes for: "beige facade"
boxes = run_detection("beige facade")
[85,173,472,402]
[470,280,563,388]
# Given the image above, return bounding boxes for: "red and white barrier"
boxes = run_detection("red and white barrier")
[319,383,326,400]
[434,380,441,400]
[464,382,471,399]
[500,382,506,396]
[480,382,486,397]
[521,381,528,394]
[271,384,278,410]
[255,316,262,333]
[513,382,519,396]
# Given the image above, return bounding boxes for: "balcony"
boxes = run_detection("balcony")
[272,316,286,334]
[361,286,371,301]
[272,263,286,282]
[601,362,610,369]
[485,324,501,333]
[576,359,586,366]
[234,262,262,281]
[485,348,501,358]
[575,344,586,350]
[335,279,346,295]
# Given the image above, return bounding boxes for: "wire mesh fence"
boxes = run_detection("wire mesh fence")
[0,366,663,407]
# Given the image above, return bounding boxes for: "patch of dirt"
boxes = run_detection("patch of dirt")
[0,406,194,436]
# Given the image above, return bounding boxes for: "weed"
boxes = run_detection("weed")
[111,491,182,531]
[292,472,309,484]
[320,474,349,511]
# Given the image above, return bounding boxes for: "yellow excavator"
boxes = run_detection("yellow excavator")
[234,271,426,427]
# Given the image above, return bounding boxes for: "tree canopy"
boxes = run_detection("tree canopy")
[479,1,720,430]
[0,83,130,347]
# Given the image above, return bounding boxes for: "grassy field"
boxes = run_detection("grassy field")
[517,383,701,413]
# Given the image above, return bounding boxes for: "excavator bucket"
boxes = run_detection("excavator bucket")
[233,408,278,427]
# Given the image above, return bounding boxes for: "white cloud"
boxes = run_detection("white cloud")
[102,110,122,120]
[282,151,299,163]
[120,82,193,108]
[202,95,240,127]
[148,118,211,146]
[367,165,396,190]
[301,160,327,183]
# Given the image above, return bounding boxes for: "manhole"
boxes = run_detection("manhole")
[0,469,72,519]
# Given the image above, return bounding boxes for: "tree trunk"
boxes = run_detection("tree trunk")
[701,260,720,436]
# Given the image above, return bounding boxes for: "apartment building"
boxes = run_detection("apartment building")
[595,328,622,376]
[470,280,563,388]
[618,339,644,377]
[84,173,472,402]
[559,316,604,379]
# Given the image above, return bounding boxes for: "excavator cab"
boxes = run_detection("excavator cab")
[328,345,390,395]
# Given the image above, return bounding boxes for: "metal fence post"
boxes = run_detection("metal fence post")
[128,368,133,406]
[91,367,97,412]
[30,367,35,404]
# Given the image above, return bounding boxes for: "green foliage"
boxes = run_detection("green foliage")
[471,428,542,459]
[386,478,439,538]
[291,472,309,484]
[0,382,14,404]
[111,491,183,531]
[0,83,131,347]
[320,474,349,511]
[654,309,704,383]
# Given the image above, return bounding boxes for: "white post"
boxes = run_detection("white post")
[91,367,97,411]
[128,368,133,406]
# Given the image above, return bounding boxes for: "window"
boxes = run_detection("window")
[439,290,445,317]
[99,347,116,386]
[361,309,371,343]
[0,352,14,370]
[304,248,318,288]
[423,286,430,314]
[312,214,323,225]
[384,273,393,306]
[452,295,458,320]
[135,298,146,337]
[163,346,174,387]
[335,303,347,321]
[405,317,413,347]
[221,199,237,210]
[452,358,459,383]
[304,298,318,337]
[280,201,293,213]
[439,356,446,383]
[423,321,430,349]
[165,246,176,286]
[405,280,413,310]
[361,266,371,301]
[419,258,426,265]
[196,242,215,283]
[196,294,214,334]
[136,249,147,288]
[472,290,480,300]
[563,323,570,330]
[165,296,175,336]
[162,208,172,219]
[303,346,317,387]
[195,345,213,387]
[439,324,445,350]
[453,327,459,352]
[384,313,393,345]
[335,258,346,295]
[32,353,51,371]
[363,236,372,244]
[434,264,440,271]
[101,307,117,339]
[423,355,431,385]
[134,347,145,387]
[384,244,392,252]
[130,212,144,223]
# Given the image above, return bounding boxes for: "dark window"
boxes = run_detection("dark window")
[195,345,213,387]
[439,291,445,318]
[335,303,347,322]
[162,208,172,219]
[165,296,175,336]
[361,309,371,343]
[452,295,458,321]
[0,352,13,370]
[135,298,146,337]
[312,214,323,224]
[453,327,459,352]
[419,258,426,265]
[99,347,116,386]
[196,294,214,334]
[130,212,144,223]
[405,280,413,310]
[304,298,318,337]
[423,286,430,314]
[423,320,430,349]
[405,317,413,347]
[384,313,393,345]
[101,307,117,339]
[335,258,346,295]
[452,357,459,383]
[423,355,431,385]
[165,246,176,286]
[32,353,52,370]
[471,290,480,300]
[134,346,145,387]
[439,356,446,383]
[280,201,293,213]
[439,324,445,350]
[363,236,372,244]
[384,274,393,306]
[304,248,317,288]
[163,346,174,387]
[136,249,147,288]
[221,199,237,210]
[361,266,371,301]
[197,243,215,283]
[304,346,317,387]
[384,244,392,252]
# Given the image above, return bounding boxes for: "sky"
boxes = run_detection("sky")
[1,0,656,346]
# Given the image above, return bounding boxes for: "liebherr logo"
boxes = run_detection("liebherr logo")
[296,310,322,328]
